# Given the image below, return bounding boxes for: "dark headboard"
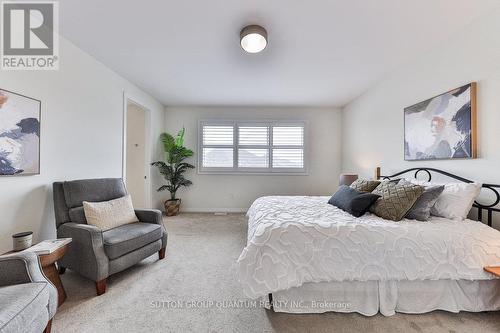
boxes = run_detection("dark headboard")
[375,167,500,227]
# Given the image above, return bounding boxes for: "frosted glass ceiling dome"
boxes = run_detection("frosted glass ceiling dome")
[240,25,267,53]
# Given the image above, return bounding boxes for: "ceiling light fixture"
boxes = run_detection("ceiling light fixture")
[240,25,267,53]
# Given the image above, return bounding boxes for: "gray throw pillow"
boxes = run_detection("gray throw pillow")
[370,181,425,221]
[328,185,381,217]
[398,179,445,221]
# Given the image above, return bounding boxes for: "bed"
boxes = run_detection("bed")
[237,167,500,316]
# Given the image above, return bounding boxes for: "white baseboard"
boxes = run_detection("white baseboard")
[180,207,248,213]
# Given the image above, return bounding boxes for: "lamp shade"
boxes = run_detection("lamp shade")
[339,173,358,186]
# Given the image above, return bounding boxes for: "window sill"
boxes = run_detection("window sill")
[197,170,309,176]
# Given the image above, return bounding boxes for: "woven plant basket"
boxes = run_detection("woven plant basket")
[164,199,181,216]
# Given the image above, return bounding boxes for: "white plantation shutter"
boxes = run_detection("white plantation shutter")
[272,126,304,146]
[199,121,305,173]
[238,126,269,145]
[201,125,234,168]
[202,148,233,167]
[272,149,304,168]
[202,125,233,145]
[238,126,269,168]
[272,126,304,169]
[238,148,269,168]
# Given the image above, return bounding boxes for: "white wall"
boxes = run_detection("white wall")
[0,37,165,253]
[162,106,342,212]
[342,9,500,227]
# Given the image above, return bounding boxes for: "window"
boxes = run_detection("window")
[199,121,306,174]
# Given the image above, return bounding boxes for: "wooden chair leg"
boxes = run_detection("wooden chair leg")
[96,278,107,296]
[158,247,166,260]
[43,319,52,333]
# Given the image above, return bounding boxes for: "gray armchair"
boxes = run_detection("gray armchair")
[53,178,167,295]
[0,252,57,333]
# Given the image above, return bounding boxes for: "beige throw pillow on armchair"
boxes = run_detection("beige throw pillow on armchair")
[83,194,139,231]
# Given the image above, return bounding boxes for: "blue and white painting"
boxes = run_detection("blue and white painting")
[0,89,40,175]
[404,83,475,161]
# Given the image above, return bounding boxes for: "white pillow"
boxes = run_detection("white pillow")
[83,194,138,231]
[409,179,481,220]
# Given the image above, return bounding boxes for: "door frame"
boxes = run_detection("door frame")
[122,92,152,208]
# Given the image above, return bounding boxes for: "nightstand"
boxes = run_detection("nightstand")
[3,240,71,306]
[484,266,500,277]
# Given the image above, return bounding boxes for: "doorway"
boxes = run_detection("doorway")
[123,97,151,208]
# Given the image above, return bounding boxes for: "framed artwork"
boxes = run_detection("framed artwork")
[0,89,41,175]
[404,83,477,161]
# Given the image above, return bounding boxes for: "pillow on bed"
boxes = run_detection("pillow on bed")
[350,179,381,192]
[409,179,481,220]
[328,185,381,217]
[398,179,444,221]
[370,181,424,221]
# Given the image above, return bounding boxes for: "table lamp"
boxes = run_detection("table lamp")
[339,173,358,186]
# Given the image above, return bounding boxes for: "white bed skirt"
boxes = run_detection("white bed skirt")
[267,280,500,316]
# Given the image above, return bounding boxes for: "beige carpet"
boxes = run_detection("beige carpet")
[53,213,500,333]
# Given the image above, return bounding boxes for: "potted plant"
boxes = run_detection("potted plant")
[152,127,195,216]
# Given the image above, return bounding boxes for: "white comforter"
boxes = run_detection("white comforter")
[237,196,500,299]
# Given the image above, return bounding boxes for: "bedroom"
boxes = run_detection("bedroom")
[0,1,500,332]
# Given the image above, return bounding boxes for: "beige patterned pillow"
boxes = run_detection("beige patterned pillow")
[83,195,138,231]
[350,179,381,192]
[370,182,424,221]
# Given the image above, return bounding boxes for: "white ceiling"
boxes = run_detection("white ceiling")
[59,0,499,107]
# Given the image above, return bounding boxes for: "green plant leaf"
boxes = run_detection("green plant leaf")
[160,133,175,160]
[157,185,169,192]
[152,128,195,198]
[175,127,185,147]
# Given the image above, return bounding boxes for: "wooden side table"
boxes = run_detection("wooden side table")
[39,244,70,307]
[3,241,70,307]
[484,266,500,277]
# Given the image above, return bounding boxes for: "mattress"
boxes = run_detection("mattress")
[238,196,500,299]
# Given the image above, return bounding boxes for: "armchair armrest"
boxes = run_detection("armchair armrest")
[135,209,167,249]
[57,222,109,281]
[0,251,47,287]
[135,209,163,224]
[0,251,58,318]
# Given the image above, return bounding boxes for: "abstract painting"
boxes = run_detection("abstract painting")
[0,89,40,175]
[404,83,476,161]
